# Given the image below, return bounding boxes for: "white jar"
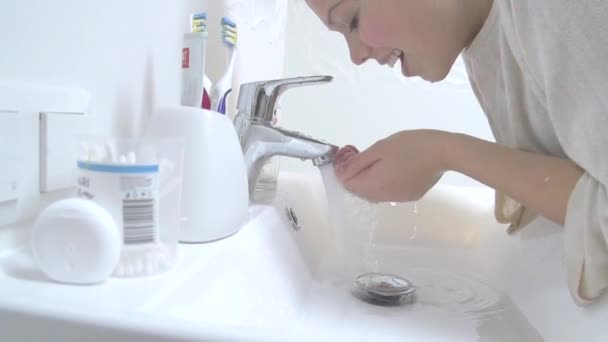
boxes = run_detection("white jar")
[32,198,121,284]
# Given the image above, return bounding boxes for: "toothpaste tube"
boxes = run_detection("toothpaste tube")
[180,31,208,107]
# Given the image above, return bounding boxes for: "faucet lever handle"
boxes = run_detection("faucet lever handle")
[263,75,333,96]
[237,75,333,123]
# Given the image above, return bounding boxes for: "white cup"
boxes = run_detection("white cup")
[145,106,249,243]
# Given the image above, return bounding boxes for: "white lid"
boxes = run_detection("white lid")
[32,198,121,284]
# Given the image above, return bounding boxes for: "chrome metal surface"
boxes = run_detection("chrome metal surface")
[286,207,301,231]
[353,273,417,306]
[234,75,338,202]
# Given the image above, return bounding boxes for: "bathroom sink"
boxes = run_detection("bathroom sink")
[1,172,607,341]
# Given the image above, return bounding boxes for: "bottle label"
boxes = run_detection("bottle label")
[77,161,159,245]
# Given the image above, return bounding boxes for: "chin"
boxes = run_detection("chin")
[421,68,451,83]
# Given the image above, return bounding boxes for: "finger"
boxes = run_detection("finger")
[342,162,382,202]
[333,146,358,166]
[334,145,359,161]
[335,148,381,182]
[343,145,359,153]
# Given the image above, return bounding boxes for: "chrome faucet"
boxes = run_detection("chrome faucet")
[234,75,339,202]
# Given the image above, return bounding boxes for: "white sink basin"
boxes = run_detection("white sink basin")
[1,172,607,341]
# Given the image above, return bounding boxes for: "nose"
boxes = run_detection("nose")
[348,38,371,66]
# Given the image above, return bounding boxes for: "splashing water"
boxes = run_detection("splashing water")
[410,202,419,240]
[319,164,380,277]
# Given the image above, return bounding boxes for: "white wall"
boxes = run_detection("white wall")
[0,0,289,229]
[0,0,186,229]
[0,0,188,137]
[0,0,289,137]
[279,1,494,187]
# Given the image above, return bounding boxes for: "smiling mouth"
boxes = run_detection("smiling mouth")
[398,52,409,76]
[384,50,408,76]
[385,49,402,67]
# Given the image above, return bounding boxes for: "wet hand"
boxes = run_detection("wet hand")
[333,130,449,202]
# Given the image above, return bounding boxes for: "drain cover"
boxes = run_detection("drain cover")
[353,273,416,306]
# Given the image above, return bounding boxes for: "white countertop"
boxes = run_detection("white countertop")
[0,206,294,342]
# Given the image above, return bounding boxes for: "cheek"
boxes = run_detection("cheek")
[358,1,404,48]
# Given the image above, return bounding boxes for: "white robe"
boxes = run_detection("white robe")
[462,0,608,305]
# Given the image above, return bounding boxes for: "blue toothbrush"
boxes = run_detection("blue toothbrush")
[211,17,237,114]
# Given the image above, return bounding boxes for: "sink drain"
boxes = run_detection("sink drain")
[353,273,416,306]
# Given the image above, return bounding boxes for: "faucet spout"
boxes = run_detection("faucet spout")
[233,75,337,203]
[242,125,338,202]
[270,126,339,166]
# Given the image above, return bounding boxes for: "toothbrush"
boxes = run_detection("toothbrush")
[191,13,212,110]
[211,17,238,114]
[191,12,207,33]
[191,12,212,110]
[202,74,212,110]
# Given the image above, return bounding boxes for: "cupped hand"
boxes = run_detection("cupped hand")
[333,130,450,202]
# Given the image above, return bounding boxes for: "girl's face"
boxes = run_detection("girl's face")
[306,0,474,82]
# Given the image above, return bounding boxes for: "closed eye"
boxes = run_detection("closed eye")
[349,13,359,32]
